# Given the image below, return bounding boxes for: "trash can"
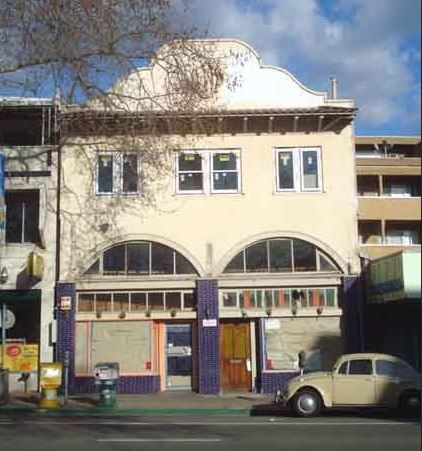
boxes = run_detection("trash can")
[0,368,9,405]
[94,362,119,408]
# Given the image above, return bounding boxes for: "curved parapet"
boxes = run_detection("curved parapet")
[90,38,354,112]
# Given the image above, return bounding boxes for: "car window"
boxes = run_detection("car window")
[338,361,348,374]
[349,359,373,375]
[376,360,396,377]
[376,359,416,379]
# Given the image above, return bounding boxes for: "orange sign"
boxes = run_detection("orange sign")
[0,344,39,372]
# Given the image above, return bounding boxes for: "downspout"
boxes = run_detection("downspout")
[53,92,61,361]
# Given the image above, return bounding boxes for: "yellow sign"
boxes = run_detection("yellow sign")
[0,343,39,372]
[26,252,44,280]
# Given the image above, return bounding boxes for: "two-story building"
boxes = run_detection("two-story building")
[56,39,361,395]
[0,96,59,392]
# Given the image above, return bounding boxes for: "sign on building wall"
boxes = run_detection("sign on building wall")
[0,344,39,372]
[369,253,405,303]
[0,153,5,243]
[369,251,421,304]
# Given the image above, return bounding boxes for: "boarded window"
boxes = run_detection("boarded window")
[91,321,152,373]
[263,317,342,371]
[75,322,89,374]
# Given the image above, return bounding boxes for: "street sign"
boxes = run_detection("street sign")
[0,309,15,330]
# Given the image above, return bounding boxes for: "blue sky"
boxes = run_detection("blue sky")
[186,0,421,136]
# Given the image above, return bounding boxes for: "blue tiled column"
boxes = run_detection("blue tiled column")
[342,276,365,353]
[55,283,76,393]
[196,279,220,394]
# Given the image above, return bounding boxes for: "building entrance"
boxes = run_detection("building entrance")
[165,324,192,390]
[220,321,252,391]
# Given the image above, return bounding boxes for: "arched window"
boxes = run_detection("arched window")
[84,241,198,276]
[223,238,340,274]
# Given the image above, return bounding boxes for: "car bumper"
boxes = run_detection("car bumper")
[274,390,288,404]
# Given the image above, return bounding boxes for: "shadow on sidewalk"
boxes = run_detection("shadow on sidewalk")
[250,402,421,423]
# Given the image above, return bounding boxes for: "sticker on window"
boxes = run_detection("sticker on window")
[219,155,230,162]
[184,155,196,161]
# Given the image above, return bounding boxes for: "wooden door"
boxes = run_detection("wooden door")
[220,322,251,391]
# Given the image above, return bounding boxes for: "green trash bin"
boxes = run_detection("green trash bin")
[94,363,119,408]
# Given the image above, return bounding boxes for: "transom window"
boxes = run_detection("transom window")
[77,290,196,313]
[175,150,241,194]
[275,147,322,192]
[84,241,198,276]
[221,287,338,309]
[96,153,140,195]
[223,238,339,274]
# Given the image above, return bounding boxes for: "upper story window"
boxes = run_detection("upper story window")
[275,147,322,193]
[223,238,340,274]
[175,150,241,195]
[96,153,139,195]
[5,190,39,243]
[84,241,198,276]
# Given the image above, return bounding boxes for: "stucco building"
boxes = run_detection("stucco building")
[0,96,59,391]
[55,39,362,394]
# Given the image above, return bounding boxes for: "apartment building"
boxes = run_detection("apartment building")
[0,97,59,391]
[355,136,421,370]
[55,39,362,395]
[356,136,421,258]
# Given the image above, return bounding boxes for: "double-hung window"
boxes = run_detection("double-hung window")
[176,150,241,194]
[276,147,322,193]
[96,153,140,195]
[211,152,239,193]
[177,152,204,193]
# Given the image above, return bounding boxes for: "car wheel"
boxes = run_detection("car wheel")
[292,389,322,417]
[399,391,421,417]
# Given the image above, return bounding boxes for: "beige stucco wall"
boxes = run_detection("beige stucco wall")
[59,125,359,282]
[2,147,57,382]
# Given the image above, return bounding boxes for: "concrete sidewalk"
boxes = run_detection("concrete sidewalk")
[0,391,277,415]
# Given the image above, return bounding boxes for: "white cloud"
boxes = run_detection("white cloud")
[183,0,421,133]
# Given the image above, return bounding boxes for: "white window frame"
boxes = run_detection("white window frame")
[275,149,297,192]
[300,147,322,192]
[175,149,241,195]
[175,150,205,194]
[96,153,115,195]
[275,147,323,193]
[120,153,141,195]
[210,150,241,194]
[95,152,140,196]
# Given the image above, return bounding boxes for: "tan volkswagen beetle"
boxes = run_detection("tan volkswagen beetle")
[275,353,421,417]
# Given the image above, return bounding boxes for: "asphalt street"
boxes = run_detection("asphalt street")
[0,413,420,451]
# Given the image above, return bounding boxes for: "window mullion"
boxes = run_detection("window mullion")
[296,149,303,192]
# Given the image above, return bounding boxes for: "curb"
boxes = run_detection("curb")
[0,406,252,416]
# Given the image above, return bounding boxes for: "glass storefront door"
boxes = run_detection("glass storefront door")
[165,324,192,390]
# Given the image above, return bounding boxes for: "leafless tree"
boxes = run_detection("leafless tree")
[0,1,229,278]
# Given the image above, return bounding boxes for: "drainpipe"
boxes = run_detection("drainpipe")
[53,91,61,361]
[330,77,338,100]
